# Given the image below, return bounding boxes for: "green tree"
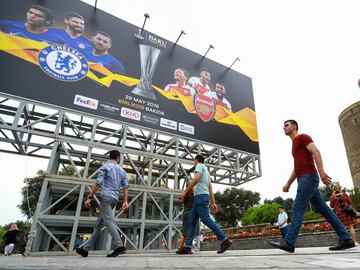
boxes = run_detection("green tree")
[0,226,6,240]
[241,203,279,225]
[264,197,294,221]
[319,185,333,202]
[349,187,360,211]
[18,170,45,219]
[214,188,260,227]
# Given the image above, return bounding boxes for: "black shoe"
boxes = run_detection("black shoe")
[217,239,232,254]
[175,247,193,255]
[329,239,355,251]
[75,247,88,257]
[107,246,126,257]
[269,239,295,253]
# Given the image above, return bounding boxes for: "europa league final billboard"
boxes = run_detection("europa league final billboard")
[0,0,259,154]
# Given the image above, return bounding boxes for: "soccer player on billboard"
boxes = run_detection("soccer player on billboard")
[84,31,126,75]
[0,5,64,44]
[205,82,232,111]
[188,67,211,95]
[52,12,92,53]
[165,67,195,96]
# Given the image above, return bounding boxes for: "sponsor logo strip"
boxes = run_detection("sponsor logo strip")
[160,118,177,130]
[179,123,195,135]
[121,107,141,121]
[74,94,98,110]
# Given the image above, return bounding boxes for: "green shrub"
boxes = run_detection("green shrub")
[303,210,322,221]
[241,203,279,225]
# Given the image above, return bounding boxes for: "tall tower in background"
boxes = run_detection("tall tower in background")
[339,100,360,188]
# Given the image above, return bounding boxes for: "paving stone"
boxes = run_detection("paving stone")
[0,247,359,269]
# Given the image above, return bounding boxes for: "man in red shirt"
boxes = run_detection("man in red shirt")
[269,120,355,252]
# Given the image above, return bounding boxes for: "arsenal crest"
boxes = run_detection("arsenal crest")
[194,94,216,122]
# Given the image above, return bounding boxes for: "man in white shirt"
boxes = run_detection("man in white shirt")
[205,83,232,111]
[276,207,288,239]
[188,67,211,95]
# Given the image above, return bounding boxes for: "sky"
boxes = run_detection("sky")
[1,0,360,225]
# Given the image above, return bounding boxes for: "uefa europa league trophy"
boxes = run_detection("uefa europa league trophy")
[132,44,161,100]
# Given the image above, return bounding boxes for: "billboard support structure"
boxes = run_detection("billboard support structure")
[228,57,240,70]
[0,94,261,254]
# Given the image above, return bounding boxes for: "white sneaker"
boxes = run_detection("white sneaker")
[355,241,360,246]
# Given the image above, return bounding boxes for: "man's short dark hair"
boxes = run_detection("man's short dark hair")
[278,206,284,210]
[195,154,205,164]
[109,150,120,160]
[284,119,298,131]
[176,67,189,79]
[200,67,210,74]
[30,5,54,25]
[94,31,112,43]
[64,11,84,21]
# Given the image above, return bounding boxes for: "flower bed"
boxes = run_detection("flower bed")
[203,219,360,242]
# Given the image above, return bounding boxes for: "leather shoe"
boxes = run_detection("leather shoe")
[176,247,193,255]
[75,247,88,257]
[107,246,126,257]
[269,239,295,253]
[217,239,232,254]
[329,239,355,251]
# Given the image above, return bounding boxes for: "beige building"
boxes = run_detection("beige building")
[339,101,360,187]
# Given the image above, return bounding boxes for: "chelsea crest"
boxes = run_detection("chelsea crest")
[38,45,88,81]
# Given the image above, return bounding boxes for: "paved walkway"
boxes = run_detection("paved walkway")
[1,247,360,269]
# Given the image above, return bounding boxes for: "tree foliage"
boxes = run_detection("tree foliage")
[349,188,360,211]
[264,197,293,210]
[18,170,45,219]
[214,188,260,227]
[241,203,280,226]
[319,185,333,202]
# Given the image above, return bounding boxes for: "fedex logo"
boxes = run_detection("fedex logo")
[121,107,141,121]
[73,95,98,110]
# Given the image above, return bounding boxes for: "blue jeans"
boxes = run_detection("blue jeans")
[285,173,351,246]
[280,226,288,239]
[84,195,123,251]
[184,194,227,248]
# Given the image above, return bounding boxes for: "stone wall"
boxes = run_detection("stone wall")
[201,230,360,251]
[339,100,360,187]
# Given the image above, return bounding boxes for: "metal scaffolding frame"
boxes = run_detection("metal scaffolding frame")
[0,93,261,255]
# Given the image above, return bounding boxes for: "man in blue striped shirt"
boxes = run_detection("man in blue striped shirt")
[76,150,129,258]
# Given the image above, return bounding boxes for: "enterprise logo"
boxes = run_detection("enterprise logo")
[160,118,177,130]
[121,107,141,121]
[73,95,98,110]
[179,123,195,135]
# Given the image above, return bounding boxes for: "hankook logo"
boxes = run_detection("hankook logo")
[121,107,141,121]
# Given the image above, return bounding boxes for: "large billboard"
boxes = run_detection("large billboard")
[0,0,259,154]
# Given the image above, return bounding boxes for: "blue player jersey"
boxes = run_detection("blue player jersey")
[84,51,126,75]
[50,29,92,54]
[0,20,64,44]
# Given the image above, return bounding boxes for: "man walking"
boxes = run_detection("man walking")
[276,207,288,239]
[76,150,129,257]
[176,154,232,254]
[270,120,355,252]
